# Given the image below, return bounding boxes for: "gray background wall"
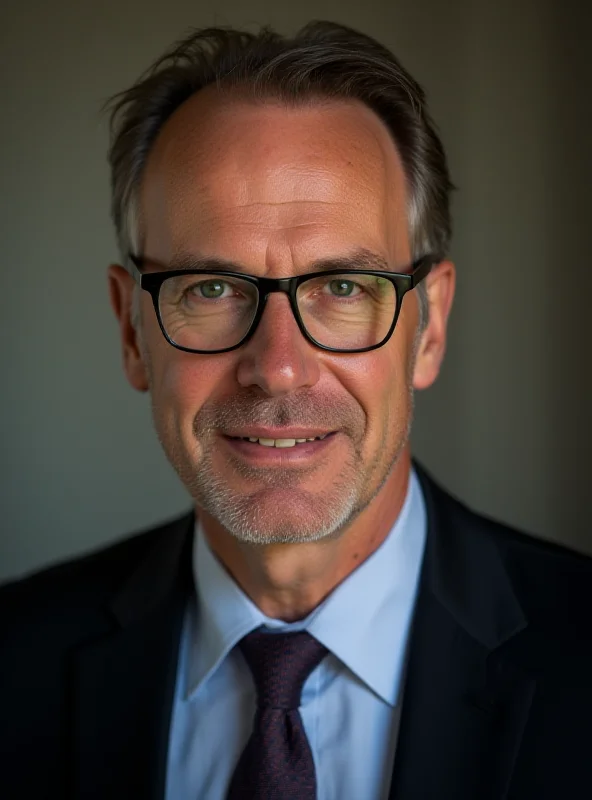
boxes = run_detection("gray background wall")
[1,0,590,583]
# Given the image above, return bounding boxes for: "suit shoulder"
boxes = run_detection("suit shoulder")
[0,511,193,622]
[463,500,592,581]
[489,518,592,628]
[419,462,592,572]
[448,490,589,564]
[423,468,592,630]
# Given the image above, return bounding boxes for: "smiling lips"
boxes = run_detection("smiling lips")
[225,429,335,452]
[232,434,330,449]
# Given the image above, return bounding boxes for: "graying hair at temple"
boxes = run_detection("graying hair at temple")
[105,21,455,331]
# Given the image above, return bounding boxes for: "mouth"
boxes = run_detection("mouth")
[222,431,338,462]
[226,433,331,449]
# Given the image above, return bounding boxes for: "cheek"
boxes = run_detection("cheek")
[333,344,410,447]
[147,339,229,440]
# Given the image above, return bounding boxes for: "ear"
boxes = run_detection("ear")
[412,260,456,391]
[107,264,150,392]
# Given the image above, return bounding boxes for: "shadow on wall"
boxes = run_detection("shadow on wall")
[412,0,591,554]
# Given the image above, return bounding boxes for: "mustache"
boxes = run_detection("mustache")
[193,391,365,436]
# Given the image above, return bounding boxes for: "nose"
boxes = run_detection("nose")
[235,293,321,396]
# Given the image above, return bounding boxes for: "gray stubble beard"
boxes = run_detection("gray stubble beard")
[156,385,415,546]
[148,323,420,547]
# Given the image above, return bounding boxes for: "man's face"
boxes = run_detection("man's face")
[113,92,448,545]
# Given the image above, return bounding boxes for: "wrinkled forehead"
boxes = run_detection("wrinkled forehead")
[139,90,411,266]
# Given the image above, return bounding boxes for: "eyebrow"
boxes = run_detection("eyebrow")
[163,248,391,275]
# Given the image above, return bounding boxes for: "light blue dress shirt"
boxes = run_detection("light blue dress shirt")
[166,468,427,800]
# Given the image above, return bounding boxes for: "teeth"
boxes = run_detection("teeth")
[242,435,330,448]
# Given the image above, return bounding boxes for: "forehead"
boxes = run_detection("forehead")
[140,90,410,269]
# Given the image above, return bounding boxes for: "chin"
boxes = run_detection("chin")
[199,484,360,546]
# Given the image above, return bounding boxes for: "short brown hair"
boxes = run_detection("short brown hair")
[106,21,453,289]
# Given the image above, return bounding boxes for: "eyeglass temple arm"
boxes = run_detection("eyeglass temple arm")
[127,254,144,285]
[410,256,436,288]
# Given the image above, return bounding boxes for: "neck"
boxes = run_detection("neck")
[200,448,412,621]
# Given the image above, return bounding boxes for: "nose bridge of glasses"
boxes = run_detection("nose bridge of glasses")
[253,276,302,327]
[257,275,297,298]
[254,277,301,331]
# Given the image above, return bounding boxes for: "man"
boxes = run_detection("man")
[1,20,591,800]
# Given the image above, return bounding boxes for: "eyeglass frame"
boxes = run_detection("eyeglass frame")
[128,253,435,355]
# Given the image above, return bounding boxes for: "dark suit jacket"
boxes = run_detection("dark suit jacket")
[2,463,592,799]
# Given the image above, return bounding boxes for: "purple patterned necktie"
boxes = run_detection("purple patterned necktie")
[226,629,329,800]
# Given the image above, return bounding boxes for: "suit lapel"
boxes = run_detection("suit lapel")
[70,513,194,800]
[389,467,536,800]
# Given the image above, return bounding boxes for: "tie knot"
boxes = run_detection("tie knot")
[238,629,328,710]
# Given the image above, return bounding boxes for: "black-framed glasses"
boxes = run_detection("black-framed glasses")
[128,253,435,355]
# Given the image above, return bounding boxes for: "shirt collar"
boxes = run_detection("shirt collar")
[185,468,427,707]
